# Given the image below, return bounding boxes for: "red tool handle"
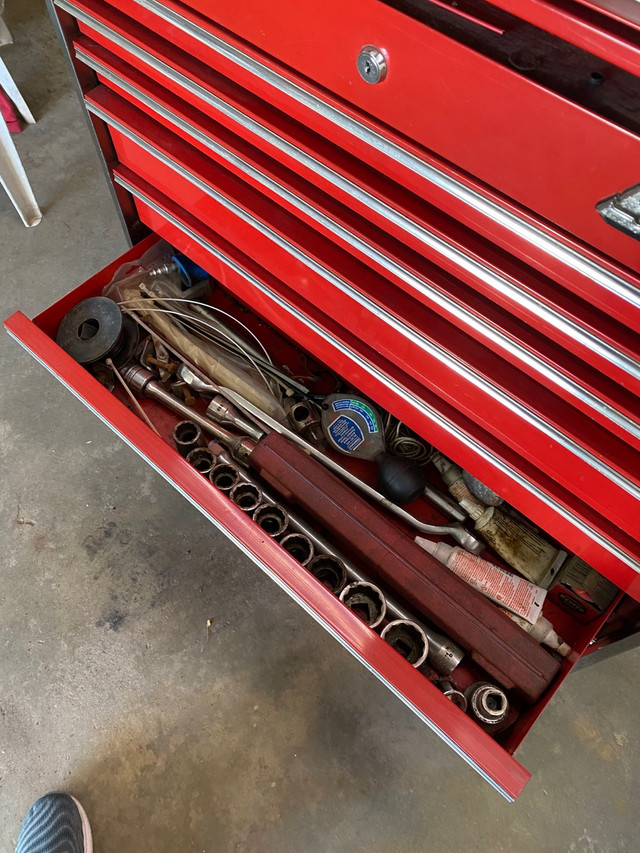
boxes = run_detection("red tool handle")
[250,431,560,703]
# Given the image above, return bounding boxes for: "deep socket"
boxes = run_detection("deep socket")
[209,463,241,492]
[381,620,429,667]
[307,554,348,594]
[340,581,386,628]
[280,533,314,566]
[172,420,205,457]
[230,482,262,513]
[253,502,289,537]
[186,447,215,475]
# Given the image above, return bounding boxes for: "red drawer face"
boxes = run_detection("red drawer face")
[5,231,633,800]
[55,0,640,346]
[74,39,640,418]
[89,0,640,270]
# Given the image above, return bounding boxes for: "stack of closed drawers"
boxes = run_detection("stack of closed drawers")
[6,0,640,798]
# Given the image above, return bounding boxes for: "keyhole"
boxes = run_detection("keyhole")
[364,60,372,76]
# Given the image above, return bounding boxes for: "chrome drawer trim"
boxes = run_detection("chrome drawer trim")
[86,0,640,314]
[114,172,640,578]
[76,46,640,446]
[90,103,640,506]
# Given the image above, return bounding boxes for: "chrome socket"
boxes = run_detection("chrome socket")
[209,462,241,493]
[381,620,429,668]
[340,581,386,628]
[465,682,509,726]
[307,554,348,594]
[230,482,262,513]
[437,682,468,712]
[253,502,289,538]
[173,420,206,457]
[280,533,314,566]
[185,447,215,475]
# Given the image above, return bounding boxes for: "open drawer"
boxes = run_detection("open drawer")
[5,227,639,801]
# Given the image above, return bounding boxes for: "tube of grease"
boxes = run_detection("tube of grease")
[415,537,546,624]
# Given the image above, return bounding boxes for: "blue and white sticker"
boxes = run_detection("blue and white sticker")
[331,398,379,434]
[328,415,365,452]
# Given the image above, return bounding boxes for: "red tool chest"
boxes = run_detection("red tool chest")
[5,0,640,799]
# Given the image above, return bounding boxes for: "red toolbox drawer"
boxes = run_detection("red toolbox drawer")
[5,228,636,801]
[6,0,640,802]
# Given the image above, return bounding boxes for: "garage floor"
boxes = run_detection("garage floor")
[1,3,639,852]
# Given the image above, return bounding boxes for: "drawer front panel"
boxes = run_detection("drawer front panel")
[86,89,640,544]
[4,234,534,800]
[55,0,640,340]
[97,0,640,269]
[74,42,640,455]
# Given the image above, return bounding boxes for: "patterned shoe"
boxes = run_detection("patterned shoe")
[15,793,92,853]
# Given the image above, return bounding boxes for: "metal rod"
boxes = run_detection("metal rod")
[107,358,160,435]
[423,482,468,523]
[121,365,255,460]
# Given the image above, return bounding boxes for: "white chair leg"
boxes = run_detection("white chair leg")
[0,57,35,124]
[0,112,42,226]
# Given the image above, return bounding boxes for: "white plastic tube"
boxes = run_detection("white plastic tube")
[502,611,571,656]
[416,537,546,623]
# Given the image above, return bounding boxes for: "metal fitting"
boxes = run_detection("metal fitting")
[285,399,324,445]
[206,396,264,442]
[252,502,289,538]
[209,462,241,493]
[307,554,348,594]
[280,533,314,566]
[173,420,206,457]
[465,682,509,726]
[185,447,215,475]
[339,581,386,628]
[437,682,468,712]
[381,620,429,667]
[230,482,262,513]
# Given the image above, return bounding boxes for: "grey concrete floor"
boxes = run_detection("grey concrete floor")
[1,3,638,851]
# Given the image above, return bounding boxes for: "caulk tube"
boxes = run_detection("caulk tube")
[415,537,547,623]
[501,610,571,656]
[460,502,567,588]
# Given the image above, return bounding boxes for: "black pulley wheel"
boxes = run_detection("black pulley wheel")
[56,297,135,366]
